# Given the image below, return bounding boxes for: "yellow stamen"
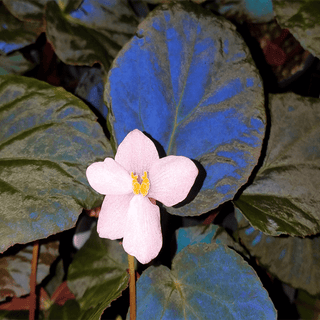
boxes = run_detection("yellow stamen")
[131,171,150,196]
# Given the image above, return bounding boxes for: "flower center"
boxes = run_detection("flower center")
[131,171,150,197]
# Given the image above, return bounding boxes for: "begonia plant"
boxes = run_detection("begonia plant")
[0,0,320,319]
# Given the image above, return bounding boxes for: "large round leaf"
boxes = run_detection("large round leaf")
[235,208,320,296]
[105,2,265,216]
[132,243,276,319]
[273,0,320,59]
[68,229,129,320]
[0,75,113,252]
[235,93,320,236]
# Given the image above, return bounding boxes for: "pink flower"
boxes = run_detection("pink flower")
[86,129,198,264]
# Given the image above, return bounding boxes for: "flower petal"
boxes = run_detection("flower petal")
[148,155,198,207]
[86,158,132,195]
[123,195,162,264]
[97,193,134,239]
[115,129,159,177]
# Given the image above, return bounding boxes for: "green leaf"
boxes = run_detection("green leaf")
[273,0,320,59]
[45,0,139,72]
[0,239,59,301]
[0,310,44,320]
[2,0,79,21]
[48,300,81,320]
[59,0,83,14]
[295,290,320,319]
[0,75,113,252]
[0,52,35,75]
[0,3,43,54]
[235,208,320,296]
[106,2,265,216]
[235,93,320,236]
[67,228,129,320]
[132,243,276,319]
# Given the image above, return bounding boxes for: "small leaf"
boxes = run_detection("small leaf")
[0,240,59,301]
[106,2,265,216]
[175,224,218,254]
[207,0,274,23]
[0,52,35,75]
[45,0,139,72]
[235,93,320,236]
[67,229,129,320]
[75,67,108,119]
[0,75,113,252]
[235,208,320,296]
[133,243,276,319]
[273,0,320,59]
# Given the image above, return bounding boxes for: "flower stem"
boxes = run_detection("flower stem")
[29,240,39,320]
[128,254,136,320]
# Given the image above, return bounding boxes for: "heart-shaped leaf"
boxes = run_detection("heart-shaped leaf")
[0,3,43,54]
[106,3,265,216]
[273,0,320,59]
[106,2,265,216]
[132,243,276,319]
[67,229,129,320]
[45,0,139,72]
[0,75,113,252]
[234,93,320,236]
[0,240,59,301]
[235,208,320,296]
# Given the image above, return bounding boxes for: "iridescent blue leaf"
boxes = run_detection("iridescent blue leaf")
[0,75,113,252]
[176,223,249,259]
[208,0,274,23]
[132,243,277,319]
[106,2,265,216]
[175,224,218,254]
[75,67,108,119]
